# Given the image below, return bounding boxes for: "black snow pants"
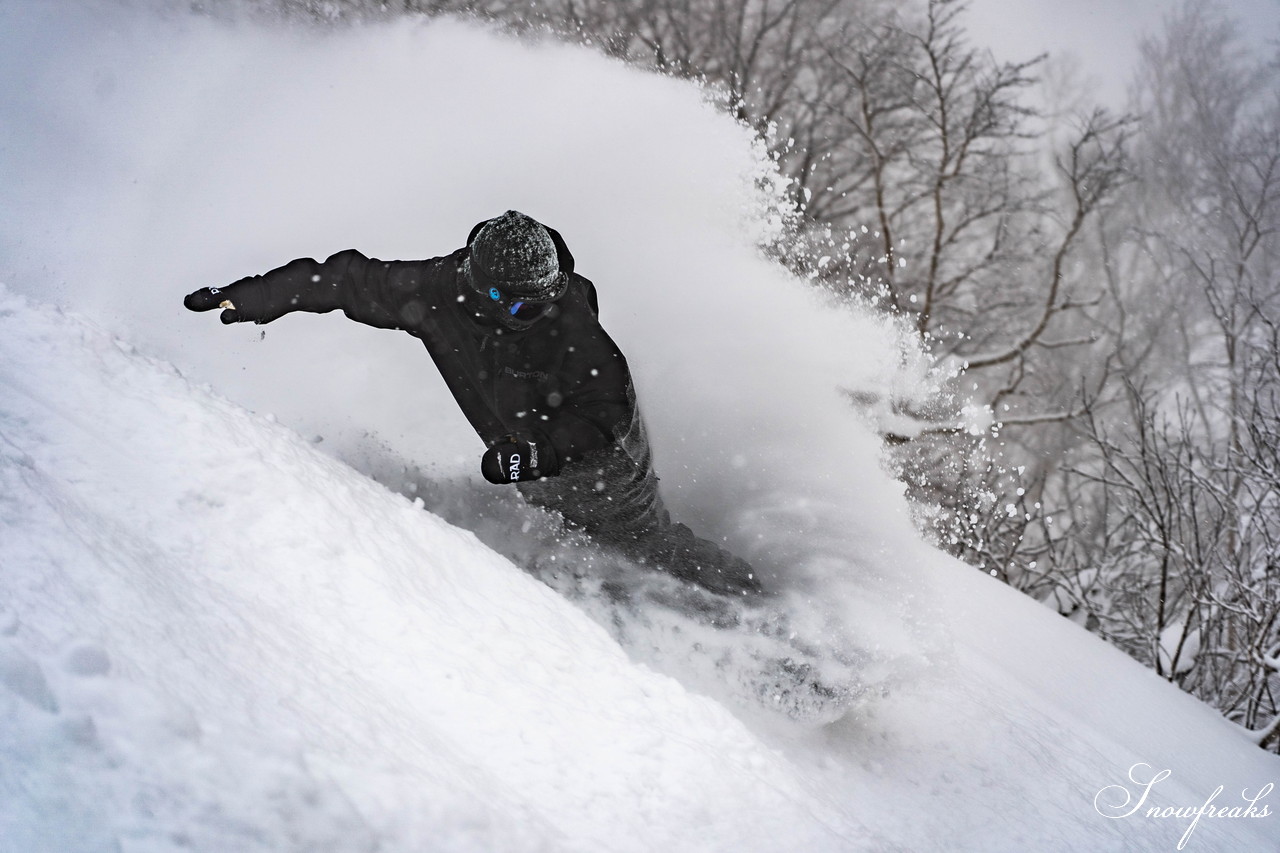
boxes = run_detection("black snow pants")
[517,409,762,597]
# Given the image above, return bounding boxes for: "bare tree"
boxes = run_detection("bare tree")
[1032,0,1280,750]
[783,1,1134,584]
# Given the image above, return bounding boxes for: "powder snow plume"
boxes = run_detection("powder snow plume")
[1,0,938,648]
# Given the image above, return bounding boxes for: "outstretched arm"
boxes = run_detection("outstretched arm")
[184,250,426,330]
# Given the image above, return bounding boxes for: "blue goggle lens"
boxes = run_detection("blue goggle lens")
[509,300,552,321]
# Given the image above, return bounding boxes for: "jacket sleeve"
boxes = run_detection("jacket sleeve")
[218,250,428,330]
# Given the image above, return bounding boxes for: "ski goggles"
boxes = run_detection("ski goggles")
[485,285,558,322]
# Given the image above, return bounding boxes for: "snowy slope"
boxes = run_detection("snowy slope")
[0,288,874,851]
[2,2,1278,851]
[4,288,1277,852]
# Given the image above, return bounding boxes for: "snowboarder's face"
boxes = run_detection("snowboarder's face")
[473,282,561,332]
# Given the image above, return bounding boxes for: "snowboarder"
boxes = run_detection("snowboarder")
[184,211,763,597]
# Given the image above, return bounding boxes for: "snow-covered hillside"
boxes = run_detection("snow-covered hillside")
[1,2,1277,851]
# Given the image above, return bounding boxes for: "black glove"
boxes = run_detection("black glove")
[481,434,558,484]
[184,285,251,324]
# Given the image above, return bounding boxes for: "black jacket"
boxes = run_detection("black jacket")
[216,225,635,470]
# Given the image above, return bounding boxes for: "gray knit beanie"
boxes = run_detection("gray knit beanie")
[468,210,566,301]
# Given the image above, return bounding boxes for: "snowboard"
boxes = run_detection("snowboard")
[533,551,878,726]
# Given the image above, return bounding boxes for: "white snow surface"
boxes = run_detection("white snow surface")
[1,2,1277,851]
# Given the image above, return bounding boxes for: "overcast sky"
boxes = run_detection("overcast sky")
[962,0,1279,108]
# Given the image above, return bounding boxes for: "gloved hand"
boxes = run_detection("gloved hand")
[184,285,251,324]
[481,434,558,484]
